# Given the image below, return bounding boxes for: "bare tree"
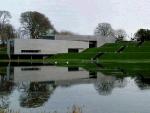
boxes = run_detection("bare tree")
[0,11,11,25]
[115,29,127,41]
[20,11,56,39]
[0,24,16,45]
[0,11,14,45]
[94,23,115,37]
[15,27,29,39]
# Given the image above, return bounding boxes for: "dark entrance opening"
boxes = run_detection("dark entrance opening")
[89,71,97,78]
[89,41,97,48]
[68,49,79,53]
[68,67,79,72]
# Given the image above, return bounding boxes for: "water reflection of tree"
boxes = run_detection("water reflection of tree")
[94,75,127,95]
[0,74,14,109]
[135,75,150,90]
[19,81,56,108]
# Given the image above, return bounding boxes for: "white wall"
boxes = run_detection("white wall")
[56,34,116,47]
[14,39,89,55]
[55,34,97,41]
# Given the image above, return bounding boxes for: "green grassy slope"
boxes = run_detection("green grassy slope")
[48,42,125,61]
[49,53,95,60]
[99,41,150,61]
[48,41,140,62]
[82,43,122,53]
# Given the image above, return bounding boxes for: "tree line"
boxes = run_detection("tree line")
[0,10,149,46]
[94,23,150,42]
[0,11,16,46]
[0,11,57,46]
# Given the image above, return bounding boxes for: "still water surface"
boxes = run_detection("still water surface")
[0,64,150,113]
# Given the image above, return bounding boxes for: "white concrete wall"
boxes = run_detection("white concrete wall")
[14,39,89,55]
[55,34,116,47]
[55,34,97,41]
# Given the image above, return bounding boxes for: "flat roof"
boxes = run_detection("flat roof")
[55,34,98,41]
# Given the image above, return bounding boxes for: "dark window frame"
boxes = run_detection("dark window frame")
[21,50,41,53]
[68,48,79,53]
[21,67,41,71]
[89,41,97,48]
[68,67,79,71]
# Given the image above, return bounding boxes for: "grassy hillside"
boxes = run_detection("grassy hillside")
[48,41,144,62]
[100,41,150,62]
[48,42,126,61]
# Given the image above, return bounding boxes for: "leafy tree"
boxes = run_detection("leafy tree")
[135,29,150,42]
[20,11,55,39]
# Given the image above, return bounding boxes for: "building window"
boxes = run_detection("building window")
[68,49,79,53]
[21,67,40,71]
[39,36,55,40]
[89,41,97,48]
[68,67,79,71]
[21,50,41,53]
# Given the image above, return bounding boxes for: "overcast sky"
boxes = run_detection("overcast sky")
[0,0,150,36]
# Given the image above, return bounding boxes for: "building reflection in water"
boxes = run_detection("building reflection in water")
[0,65,14,109]
[1,64,150,109]
[12,66,96,108]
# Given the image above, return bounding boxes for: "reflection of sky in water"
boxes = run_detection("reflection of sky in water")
[7,78,150,113]
[1,66,150,113]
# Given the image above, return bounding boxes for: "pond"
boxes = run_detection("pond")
[0,63,150,113]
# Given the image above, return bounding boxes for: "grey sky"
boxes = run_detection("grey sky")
[0,0,150,36]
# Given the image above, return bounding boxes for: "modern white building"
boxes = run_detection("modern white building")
[7,34,115,58]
